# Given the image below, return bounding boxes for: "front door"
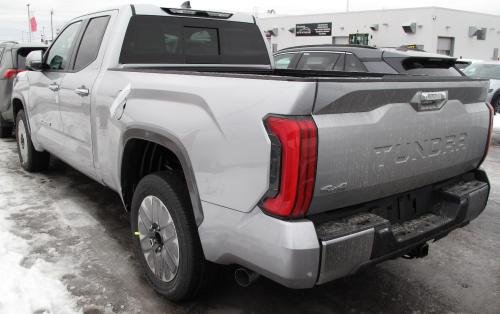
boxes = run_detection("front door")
[28,21,82,153]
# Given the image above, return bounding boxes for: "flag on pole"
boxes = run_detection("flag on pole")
[30,16,37,32]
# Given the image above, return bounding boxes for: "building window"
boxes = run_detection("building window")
[437,37,455,56]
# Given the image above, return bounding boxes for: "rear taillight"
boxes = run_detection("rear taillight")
[3,69,24,79]
[479,102,494,166]
[261,116,318,218]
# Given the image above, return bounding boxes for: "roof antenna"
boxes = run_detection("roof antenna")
[181,1,191,9]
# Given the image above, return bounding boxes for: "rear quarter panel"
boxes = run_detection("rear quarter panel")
[93,70,316,212]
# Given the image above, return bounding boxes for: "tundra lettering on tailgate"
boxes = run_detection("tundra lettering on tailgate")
[374,133,467,168]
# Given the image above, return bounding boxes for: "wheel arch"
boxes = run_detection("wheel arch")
[120,127,203,226]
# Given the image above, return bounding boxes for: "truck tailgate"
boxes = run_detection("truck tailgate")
[309,78,490,215]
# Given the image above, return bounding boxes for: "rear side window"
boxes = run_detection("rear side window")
[74,16,110,70]
[344,54,367,72]
[296,52,341,71]
[120,15,270,65]
[274,53,295,69]
[0,47,4,62]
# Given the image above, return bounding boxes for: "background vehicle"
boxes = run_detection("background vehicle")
[274,44,463,76]
[455,58,480,70]
[463,61,500,112]
[12,4,492,301]
[0,41,46,137]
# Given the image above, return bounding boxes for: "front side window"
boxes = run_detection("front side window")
[46,21,82,70]
[74,16,110,71]
[297,52,341,71]
[274,53,295,69]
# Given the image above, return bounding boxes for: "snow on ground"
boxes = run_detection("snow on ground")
[0,141,81,314]
[0,210,80,314]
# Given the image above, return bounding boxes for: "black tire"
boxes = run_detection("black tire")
[15,110,50,172]
[0,116,13,138]
[131,172,206,301]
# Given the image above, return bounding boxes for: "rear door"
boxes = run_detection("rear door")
[309,78,490,214]
[57,14,111,177]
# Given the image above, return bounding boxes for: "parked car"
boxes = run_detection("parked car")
[0,41,46,137]
[455,58,480,70]
[463,61,500,112]
[12,4,493,301]
[274,44,463,76]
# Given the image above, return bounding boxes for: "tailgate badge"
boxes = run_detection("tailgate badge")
[411,91,448,111]
[321,182,347,193]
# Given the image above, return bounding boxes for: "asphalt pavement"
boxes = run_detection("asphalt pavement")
[0,137,498,314]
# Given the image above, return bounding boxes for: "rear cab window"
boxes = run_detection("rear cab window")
[119,15,270,65]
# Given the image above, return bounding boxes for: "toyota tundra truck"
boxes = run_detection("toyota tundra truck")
[11,4,493,301]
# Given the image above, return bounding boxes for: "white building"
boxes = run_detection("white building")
[258,7,500,60]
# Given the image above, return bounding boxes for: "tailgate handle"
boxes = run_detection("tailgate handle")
[411,91,448,111]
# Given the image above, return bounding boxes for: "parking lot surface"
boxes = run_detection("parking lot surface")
[0,137,499,314]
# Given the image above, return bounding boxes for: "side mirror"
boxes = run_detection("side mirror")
[25,50,44,71]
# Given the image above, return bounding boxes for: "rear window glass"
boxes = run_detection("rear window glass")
[120,15,270,65]
[401,59,462,76]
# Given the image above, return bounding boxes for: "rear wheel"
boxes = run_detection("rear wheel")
[15,110,50,172]
[131,172,206,301]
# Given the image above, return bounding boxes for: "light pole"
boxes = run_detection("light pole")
[27,4,31,43]
[347,0,350,12]
[50,9,54,41]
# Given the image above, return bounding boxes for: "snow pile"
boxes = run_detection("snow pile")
[0,210,80,314]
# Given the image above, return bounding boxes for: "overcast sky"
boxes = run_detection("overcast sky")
[0,0,499,42]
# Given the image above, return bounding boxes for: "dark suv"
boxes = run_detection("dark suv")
[0,41,46,137]
[274,45,463,76]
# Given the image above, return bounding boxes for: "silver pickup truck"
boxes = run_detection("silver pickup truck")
[12,4,493,301]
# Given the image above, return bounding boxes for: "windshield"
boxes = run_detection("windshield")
[463,63,500,80]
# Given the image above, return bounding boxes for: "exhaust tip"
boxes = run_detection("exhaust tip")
[234,268,259,287]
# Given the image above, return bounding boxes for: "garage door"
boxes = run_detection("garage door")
[437,37,454,56]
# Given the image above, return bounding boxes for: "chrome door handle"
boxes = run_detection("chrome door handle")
[74,87,89,96]
[48,83,59,92]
